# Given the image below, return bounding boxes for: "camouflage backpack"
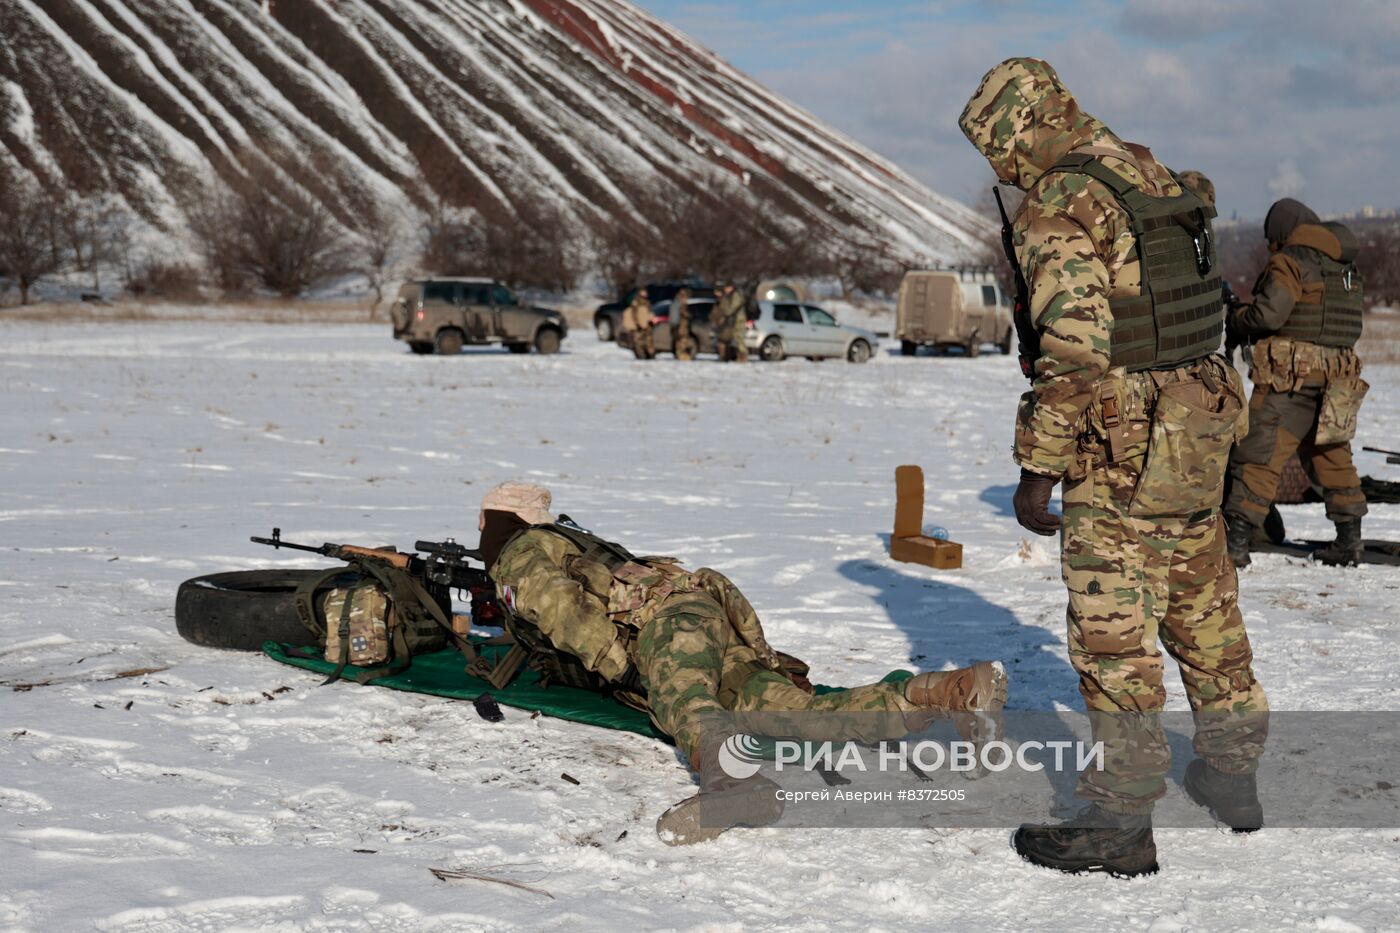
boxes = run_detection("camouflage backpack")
[292,559,450,685]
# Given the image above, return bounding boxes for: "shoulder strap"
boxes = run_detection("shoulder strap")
[293,567,356,641]
[538,519,637,569]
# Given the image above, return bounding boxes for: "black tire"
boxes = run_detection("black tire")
[535,327,562,355]
[847,339,871,364]
[175,570,326,651]
[999,330,1013,355]
[595,316,614,342]
[435,329,464,356]
[506,343,530,354]
[900,340,917,357]
[409,341,433,355]
[760,336,785,362]
[967,340,981,358]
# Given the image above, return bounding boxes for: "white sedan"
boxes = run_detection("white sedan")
[744,301,878,363]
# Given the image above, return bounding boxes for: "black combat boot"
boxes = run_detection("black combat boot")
[1183,758,1262,833]
[1226,515,1255,569]
[1315,518,1363,567]
[1013,804,1158,878]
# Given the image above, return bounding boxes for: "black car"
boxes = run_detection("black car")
[593,281,715,341]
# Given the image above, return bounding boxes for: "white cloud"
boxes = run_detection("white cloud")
[1268,160,1305,200]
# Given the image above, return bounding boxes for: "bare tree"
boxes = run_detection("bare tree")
[1356,223,1400,309]
[59,193,127,292]
[188,158,353,297]
[0,167,68,305]
[350,199,410,313]
[419,194,584,292]
[827,242,906,297]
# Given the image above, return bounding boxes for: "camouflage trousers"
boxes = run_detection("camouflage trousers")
[715,334,748,363]
[1062,432,1269,811]
[1225,382,1367,527]
[673,323,697,361]
[633,568,914,769]
[632,324,655,360]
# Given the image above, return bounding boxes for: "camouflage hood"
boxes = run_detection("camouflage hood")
[959,58,1118,191]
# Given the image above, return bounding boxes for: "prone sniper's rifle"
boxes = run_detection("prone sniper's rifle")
[1362,447,1400,466]
[993,186,1038,382]
[251,528,498,622]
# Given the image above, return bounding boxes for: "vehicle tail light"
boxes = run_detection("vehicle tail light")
[416,310,425,320]
[745,320,755,329]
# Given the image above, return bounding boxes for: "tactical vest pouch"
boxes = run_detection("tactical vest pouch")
[322,584,393,667]
[295,562,450,685]
[1129,373,1246,517]
[1315,376,1369,446]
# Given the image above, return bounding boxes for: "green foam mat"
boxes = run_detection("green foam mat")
[263,639,911,740]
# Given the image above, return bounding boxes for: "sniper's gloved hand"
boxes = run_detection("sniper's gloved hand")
[1013,469,1062,536]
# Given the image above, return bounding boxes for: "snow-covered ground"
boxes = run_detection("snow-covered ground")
[2,319,1397,931]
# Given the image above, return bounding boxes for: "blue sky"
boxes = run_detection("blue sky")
[634,0,1400,220]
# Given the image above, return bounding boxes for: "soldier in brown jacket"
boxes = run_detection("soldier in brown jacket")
[1224,199,1369,567]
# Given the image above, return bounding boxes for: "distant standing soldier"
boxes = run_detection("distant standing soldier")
[960,58,1268,876]
[711,283,748,362]
[672,288,697,361]
[626,289,656,360]
[1224,199,1369,567]
[619,289,642,351]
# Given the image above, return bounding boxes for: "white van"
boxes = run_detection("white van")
[895,269,1013,357]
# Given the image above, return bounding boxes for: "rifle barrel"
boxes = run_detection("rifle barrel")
[250,535,327,555]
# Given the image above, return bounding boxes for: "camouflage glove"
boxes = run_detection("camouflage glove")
[1013,469,1062,536]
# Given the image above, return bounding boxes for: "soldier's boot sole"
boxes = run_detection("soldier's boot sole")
[1011,827,1159,879]
[1183,759,1263,834]
[655,782,785,847]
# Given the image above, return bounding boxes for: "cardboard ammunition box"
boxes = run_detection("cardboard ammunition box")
[890,465,963,569]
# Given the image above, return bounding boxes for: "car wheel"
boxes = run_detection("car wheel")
[847,339,872,364]
[967,340,981,358]
[999,330,1013,355]
[595,317,614,342]
[506,343,530,354]
[409,341,433,355]
[900,340,917,357]
[759,336,785,362]
[535,327,562,355]
[435,329,464,356]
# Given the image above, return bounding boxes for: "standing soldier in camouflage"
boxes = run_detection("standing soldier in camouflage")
[711,283,749,362]
[960,58,1268,876]
[626,289,656,360]
[475,481,1008,846]
[672,288,697,361]
[1224,199,1369,567]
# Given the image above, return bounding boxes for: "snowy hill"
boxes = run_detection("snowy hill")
[0,0,987,264]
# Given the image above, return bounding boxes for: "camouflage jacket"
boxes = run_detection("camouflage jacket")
[959,58,1204,477]
[490,526,688,683]
[711,291,746,337]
